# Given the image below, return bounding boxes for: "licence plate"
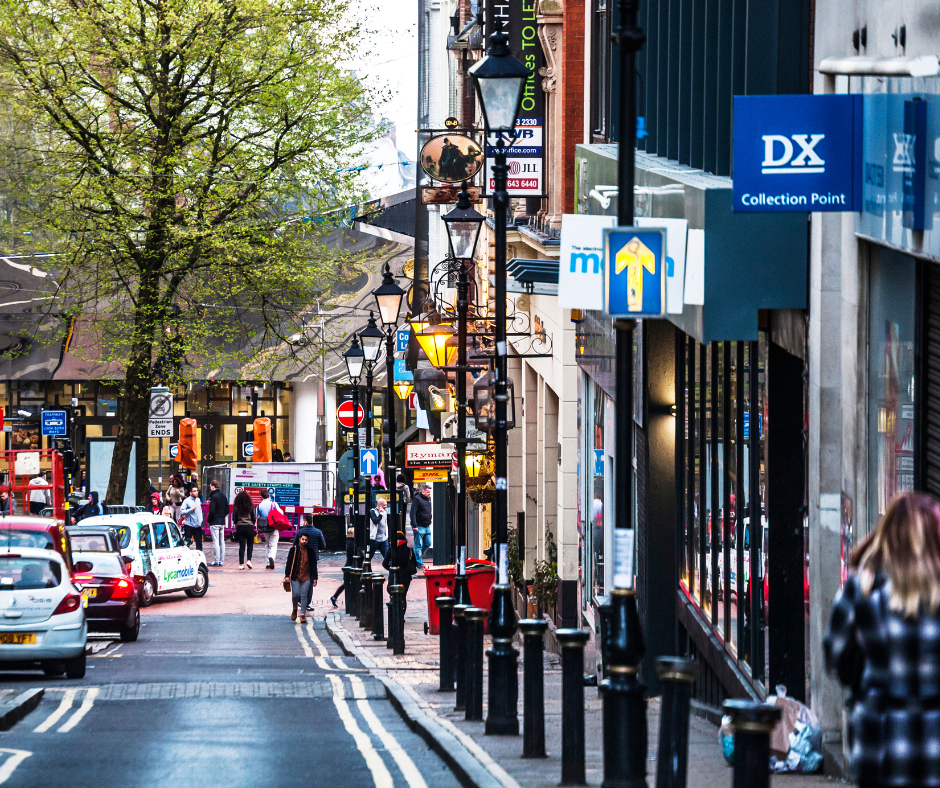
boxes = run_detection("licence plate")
[81,588,97,599]
[0,633,36,644]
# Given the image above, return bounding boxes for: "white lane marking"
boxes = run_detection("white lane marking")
[349,675,428,788]
[294,623,314,658]
[0,749,31,784]
[58,688,99,733]
[327,675,393,788]
[305,619,329,656]
[33,690,75,733]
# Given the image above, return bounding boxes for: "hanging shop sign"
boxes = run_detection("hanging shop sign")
[419,134,484,183]
[733,94,863,213]
[603,228,667,318]
[393,359,414,381]
[405,442,455,468]
[413,468,450,483]
[484,121,544,196]
[444,116,460,129]
[420,185,483,205]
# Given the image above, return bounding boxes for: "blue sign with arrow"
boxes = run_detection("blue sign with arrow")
[360,448,380,476]
[604,227,666,318]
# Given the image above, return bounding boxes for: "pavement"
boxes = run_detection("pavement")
[321,554,853,788]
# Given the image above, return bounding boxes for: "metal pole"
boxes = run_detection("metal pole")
[465,607,486,721]
[372,574,386,641]
[655,658,697,788]
[385,327,403,650]
[602,0,647,785]
[158,437,163,494]
[436,596,455,691]
[453,259,471,607]
[453,603,469,711]
[389,583,405,655]
[558,629,590,785]
[723,700,780,788]
[351,381,363,618]
[519,618,548,758]
[360,368,374,628]
[485,135,519,737]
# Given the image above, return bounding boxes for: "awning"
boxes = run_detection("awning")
[505,257,559,295]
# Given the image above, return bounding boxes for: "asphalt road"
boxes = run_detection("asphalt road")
[0,614,460,788]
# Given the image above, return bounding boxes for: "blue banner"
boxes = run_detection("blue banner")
[733,94,863,212]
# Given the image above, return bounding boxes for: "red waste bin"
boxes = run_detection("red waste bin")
[423,560,496,635]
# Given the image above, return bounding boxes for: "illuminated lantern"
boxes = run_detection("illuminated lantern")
[178,417,198,471]
[253,417,272,463]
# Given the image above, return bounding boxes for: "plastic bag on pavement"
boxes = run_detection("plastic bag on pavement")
[718,685,822,773]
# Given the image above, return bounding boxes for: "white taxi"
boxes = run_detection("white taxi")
[0,547,87,678]
[81,514,209,606]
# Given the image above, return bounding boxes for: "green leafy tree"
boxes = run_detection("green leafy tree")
[0,0,380,503]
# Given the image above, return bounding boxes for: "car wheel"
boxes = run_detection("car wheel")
[140,574,157,607]
[185,566,209,598]
[120,607,140,642]
[42,661,65,676]
[65,653,86,679]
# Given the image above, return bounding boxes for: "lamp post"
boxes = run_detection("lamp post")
[442,189,485,609]
[372,263,407,649]
[343,336,366,615]
[602,0,647,786]
[360,312,385,563]
[468,22,529,737]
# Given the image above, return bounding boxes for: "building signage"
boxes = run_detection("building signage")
[393,359,413,381]
[419,134,483,184]
[405,442,455,468]
[733,94,863,213]
[40,410,67,437]
[396,329,410,353]
[558,214,616,310]
[603,228,667,318]
[413,468,449,483]
[484,144,543,196]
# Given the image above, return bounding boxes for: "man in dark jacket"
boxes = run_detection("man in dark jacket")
[409,485,432,570]
[293,514,327,612]
[206,479,228,567]
[383,537,418,614]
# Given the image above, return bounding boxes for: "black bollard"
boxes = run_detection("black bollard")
[465,607,487,721]
[453,604,469,711]
[436,597,455,692]
[372,575,386,641]
[518,619,548,758]
[655,657,697,788]
[723,700,781,788]
[386,599,396,649]
[349,567,362,619]
[389,584,405,655]
[557,629,590,785]
[342,565,353,616]
[360,572,373,630]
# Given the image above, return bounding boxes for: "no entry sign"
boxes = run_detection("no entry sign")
[337,400,365,430]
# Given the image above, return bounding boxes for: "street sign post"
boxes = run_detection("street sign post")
[604,227,667,318]
[337,400,365,430]
[359,448,379,477]
[41,410,67,437]
[148,388,174,438]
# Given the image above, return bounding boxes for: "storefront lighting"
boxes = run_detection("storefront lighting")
[393,381,414,400]
[466,451,487,479]
[417,321,458,369]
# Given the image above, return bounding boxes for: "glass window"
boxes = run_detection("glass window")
[592,382,606,601]
[70,534,113,552]
[138,524,153,551]
[74,553,124,575]
[0,529,55,550]
[168,523,186,547]
[590,0,610,142]
[868,246,916,525]
[0,558,61,589]
[113,525,132,549]
[152,521,171,549]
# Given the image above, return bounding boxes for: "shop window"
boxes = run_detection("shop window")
[592,382,606,601]
[590,0,611,142]
[277,385,291,419]
[868,247,916,525]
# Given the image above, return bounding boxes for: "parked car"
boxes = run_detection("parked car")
[79,514,209,606]
[0,517,73,573]
[69,535,140,642]
[0,546,86,678]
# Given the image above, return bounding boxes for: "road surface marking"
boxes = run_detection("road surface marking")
[328,674,393,788]
[349,675,428,788]
[33,690,75,733]
[294,622,314,658]
[304,619,329,656]
[0,749,30,785]
[58,688,99,733]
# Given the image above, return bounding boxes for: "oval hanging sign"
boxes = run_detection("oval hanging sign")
[419,134,483,184]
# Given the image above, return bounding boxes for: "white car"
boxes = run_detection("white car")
[0,546,87,678]
[81,514,209,607]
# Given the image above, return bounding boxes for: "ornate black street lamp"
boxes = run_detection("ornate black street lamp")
[359,312,385,576]
[468,23,529,737]
[343,335,365,616]
[442,189,485,612]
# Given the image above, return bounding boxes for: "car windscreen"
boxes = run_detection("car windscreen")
[69,534,113,552]
[0,558,62,589]
[0,529,55,551]
[73,553,124,576]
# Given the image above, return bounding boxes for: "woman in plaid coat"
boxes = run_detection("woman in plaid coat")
[825,492,940,787]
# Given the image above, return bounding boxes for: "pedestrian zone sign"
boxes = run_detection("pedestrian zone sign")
[359,448,380,476]
[604,227,666,318]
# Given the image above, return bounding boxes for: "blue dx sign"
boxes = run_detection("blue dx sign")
[733,95,863,212]
[603,228,666,318]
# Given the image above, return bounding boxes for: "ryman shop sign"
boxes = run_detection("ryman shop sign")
[733,95,863,212]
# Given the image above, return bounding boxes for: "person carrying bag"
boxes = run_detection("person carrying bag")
[284,534,317,624]
[232,490,256,570]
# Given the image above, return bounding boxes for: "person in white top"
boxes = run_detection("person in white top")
[256,488,282,570]
[28,472,50,515]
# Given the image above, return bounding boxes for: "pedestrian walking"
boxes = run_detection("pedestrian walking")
[330,527,356,608]
[825,491,940,788]
[284,533,318,624]
[410,484,432,570]
[179,485,204,551]
[206,479,228,567]
[232,490,256,570]
[369,498,390,559]
[28,471,50,515]
[70,491,102,523]
[166,474,186,521]
[383,537,418,614]
[256,489,287,570]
